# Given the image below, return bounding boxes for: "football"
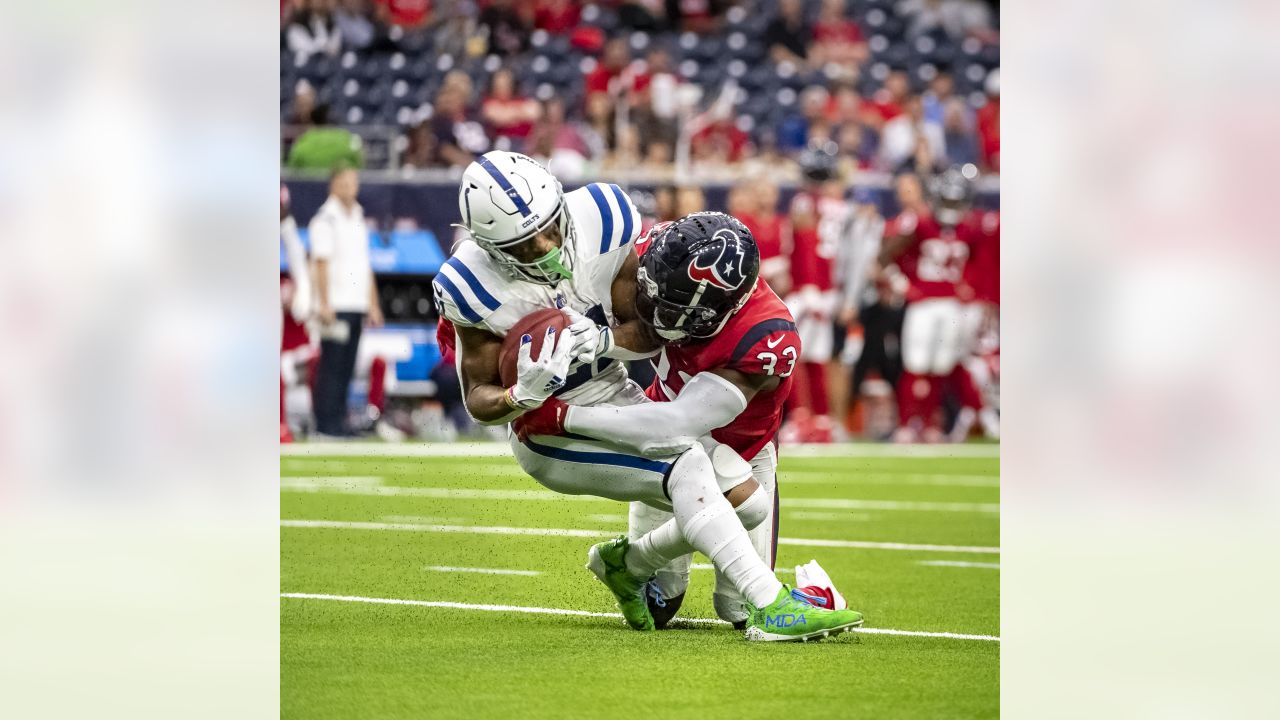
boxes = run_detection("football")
[498,307,572,386]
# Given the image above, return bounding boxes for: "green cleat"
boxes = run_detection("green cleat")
[744,585,865,642]
[585,537,655,631]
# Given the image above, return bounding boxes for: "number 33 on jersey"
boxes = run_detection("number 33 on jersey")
[644,279,802,461]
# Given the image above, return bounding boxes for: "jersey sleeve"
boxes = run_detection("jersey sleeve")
[724,319,801,378]
[581,182,641,265]
[431,253,504,329]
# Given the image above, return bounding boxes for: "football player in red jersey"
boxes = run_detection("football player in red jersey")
[782,145,849,442]
[935,167,1001,441]
[516,212,853,628]
[879,171,970,442]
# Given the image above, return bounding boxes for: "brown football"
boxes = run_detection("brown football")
[498,307,573,387]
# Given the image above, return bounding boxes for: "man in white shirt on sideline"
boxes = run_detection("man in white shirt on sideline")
[309,166,383,437]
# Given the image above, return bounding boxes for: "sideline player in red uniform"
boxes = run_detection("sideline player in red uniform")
[516,212,850,627]
[935,167,1000,440]
[879,172,969,442]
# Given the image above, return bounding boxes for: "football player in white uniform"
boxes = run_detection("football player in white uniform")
[433,151,862,641]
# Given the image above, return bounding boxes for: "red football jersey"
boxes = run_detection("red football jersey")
[644,280,800,460]
[787,191,842,292]
[958,209,1000,305]
[889,209,968,301]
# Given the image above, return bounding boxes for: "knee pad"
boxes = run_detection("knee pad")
[665,444,715,500]
[733,484,770,531]
[709,444,752,493]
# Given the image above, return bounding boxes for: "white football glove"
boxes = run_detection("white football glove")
[794,560,848,610]
[561,307,615,366]
[508,325,574,409]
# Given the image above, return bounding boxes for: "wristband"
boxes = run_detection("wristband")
[504,387,539,411]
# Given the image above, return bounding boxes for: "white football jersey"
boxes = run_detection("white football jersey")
[433,182,642,406]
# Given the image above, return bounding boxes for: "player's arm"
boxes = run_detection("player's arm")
[454,324,525,425]
[564,247,662,362]
[555,366,778,457]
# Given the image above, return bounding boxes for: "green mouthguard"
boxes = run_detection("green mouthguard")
[534,246,573,281]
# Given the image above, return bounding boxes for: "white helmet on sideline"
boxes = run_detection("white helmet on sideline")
[455,151,576,285]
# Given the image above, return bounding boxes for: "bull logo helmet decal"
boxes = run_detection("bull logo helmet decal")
[687,229,748,291]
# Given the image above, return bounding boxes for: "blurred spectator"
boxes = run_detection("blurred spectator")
[582,91,617,158]
[333,0,378,50]
[976,69,999,171]
[479,0,532,57]
[671,0,726,34]
[778,85,831,152]
[899,0,996,42]
[942,98,979,166]
[430,76,490,167]
[375,0,431,29]
[309,167,383,438]
[879,95,945,173]
[481,68,540,146]
[639,47,681,121]
[533,0,580,33]
[525,97,594,165]
[869,70,911,121]
[675,185,706,217]
[765,0,811,66]
[811,0,868,70]
[618,1,669,32]
[285,0,343,63]
[286,104,365,169]
[921,72,957,125]
[400,120,438,169]
[586,38,633,96]
[691,115,751,164]
[287,80,319,127]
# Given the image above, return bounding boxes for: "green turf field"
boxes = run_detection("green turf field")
[281,444,999,719]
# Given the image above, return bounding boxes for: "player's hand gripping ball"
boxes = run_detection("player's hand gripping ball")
[500,308,575,409]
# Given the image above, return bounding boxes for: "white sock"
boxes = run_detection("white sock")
[636,447,782,608]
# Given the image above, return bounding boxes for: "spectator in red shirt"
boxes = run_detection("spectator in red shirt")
[374,0,430,29]
[585,37,632,95]
[481,68,539,144]
[811,0,868,69]
[533,0,579,34]
[976,69,1000,172]
[867,70,911,122]
[691,117,751,164]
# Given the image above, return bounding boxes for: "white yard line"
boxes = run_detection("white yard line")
[281,478,998,513]
[280,592,1000,642]
[281,442,999,459]
[424,566,542,576]
[784,498,998,513]
[281,519,1000,554]
[918,560,1001,570]
[780,473,999,488]
[785,511,875,522]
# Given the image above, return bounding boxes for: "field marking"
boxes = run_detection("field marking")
[281,592,999,642]
[281,478,997,513]
[784,498,998,513]
[785,511,875,522]
[281,442,999,459]
[281,519,1000,554]
[918,560,1001,570]
[424,566,542,576]
[780,472,999,488]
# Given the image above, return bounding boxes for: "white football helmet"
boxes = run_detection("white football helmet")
[455,151,577,286]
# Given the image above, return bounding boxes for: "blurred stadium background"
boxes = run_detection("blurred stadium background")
[279,0,1000,445]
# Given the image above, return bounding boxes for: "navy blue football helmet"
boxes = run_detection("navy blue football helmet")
[636,212,760,343]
